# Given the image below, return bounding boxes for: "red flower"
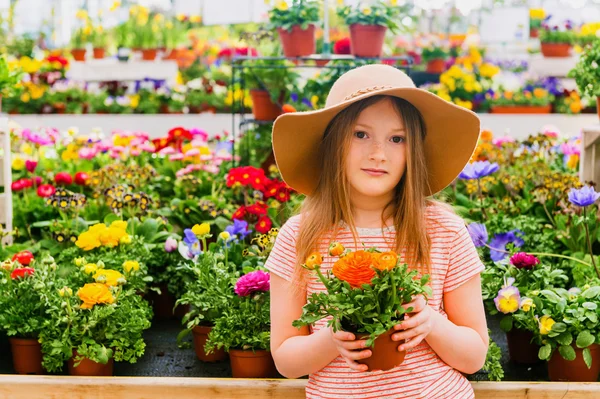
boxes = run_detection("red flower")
[232,206,247,220]
[263,181,280,199]
[276,186,291,203]
[333,37,351,55]
[168,127,192,141]
[37,184,56,198]
[510,252,540,270]
[11,179,29,191]
[74,172,90,186]
[11,267,35,279]
[226,166,267,190]
[256,216,272,234]
[32,176,43,186]
[152,137,170,152]
[55,172,73,185]
[12,250,34,266]
[25,160,38,173]
[246,203,268,216]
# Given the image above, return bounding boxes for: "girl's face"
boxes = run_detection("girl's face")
[345,98,407,202]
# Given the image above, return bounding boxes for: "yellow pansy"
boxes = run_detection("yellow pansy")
[12,157,25,171]
[520,297,534,312]
[311,95,319,108]
[20,143,33,155]
[539,315,555,335]
[219,231,231,241]
[76,9,88,20]
[361,6,371,15]
[110,1,121,11]
[276,1,288,11]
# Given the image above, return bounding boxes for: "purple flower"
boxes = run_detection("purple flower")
[494,277,521,314]
[459,161,499,180]
[234,270,270,297]
[467,223,488,247]
[165,237,178,253]
[568,186,600,207]
[182,229,202,256]
[489,230,525,262]
[225,219,252,239]
[290,92,299,103]
[301,97,313,109]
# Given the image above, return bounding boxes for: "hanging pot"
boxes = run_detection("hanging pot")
[277,24,316,58]
[192,326,228,363]
[540,43,572,58]
[9,337,44,375]
[506,328,540,364]
[229,348,277,378]
[355,327,405,372]
[547,344,600,382]
[425,58,446,74]
[249,90,282,121]
[71,49,86,62]
[68,351,114,376]
[93,48,105,59]
[349,24,387,58]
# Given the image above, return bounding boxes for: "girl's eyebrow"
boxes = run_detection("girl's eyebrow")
[355,123,406,133]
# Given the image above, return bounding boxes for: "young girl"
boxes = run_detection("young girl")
[265,64,488,399]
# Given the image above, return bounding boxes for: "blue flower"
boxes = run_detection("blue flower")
[290,92,299,103]
[225,219,252,239]
[568,186,600,207]
[301,97,313,109]
[459,161,500,180]
[489,230,525,262]
[467,223,488,247]
[183,229,198,246]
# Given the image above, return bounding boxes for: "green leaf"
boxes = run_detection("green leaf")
[582,286,600,299]
[539,344,552,360]
[551,322,567,333]
[583,302,598,310]
[30,221,53,228]
[556,332,573,346]
[583,347,593,369]
[499,315,513,332]
[136,218,159,241]
[103,214,121,225]
[559,345,576,361]
[576,330,595,348]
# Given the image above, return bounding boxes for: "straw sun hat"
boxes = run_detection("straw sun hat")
[271,64,481,197]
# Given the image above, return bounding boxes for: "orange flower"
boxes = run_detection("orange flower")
[303,252,323,270]
[332,250,376,288]
[282,104,296,113]
[328,242,345,257]
[480,130,493,142]
[374,251,398,271]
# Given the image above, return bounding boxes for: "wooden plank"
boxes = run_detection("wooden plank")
[0,376,599,399]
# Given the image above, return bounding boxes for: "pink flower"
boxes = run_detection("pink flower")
[159,147,176,155]
[185,148,200,157]
[165,237,178,253]
[22,129,53,146]
[203,164,220,174]
[169,153,184,161]
[190,128,208,141]
[541,125,559,138]
[131,148,141,156]
[234,270,270,297]
[37,184,56,197]
[510,252,540,270]
[493,136,515,147]
[139,143,155,152]
[560,142,580,156]
[110,151,121,159]
[25,160,37,173]
[112,146,125,153]
[78,147,98,160]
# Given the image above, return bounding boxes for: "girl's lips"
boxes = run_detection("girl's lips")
[362,169,387,177]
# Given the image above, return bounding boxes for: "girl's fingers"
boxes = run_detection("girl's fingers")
[340,347,372,361]
[340,339,368,351]
[333,331,355,341]
[343,357,369,372]
[395,310,427,331]
[398,334,426,352]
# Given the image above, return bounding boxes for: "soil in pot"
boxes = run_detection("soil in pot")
[355,327,405,372]
[9,337,44,375]
[349,24,387,58]
[250,90,282,121]
[547,344,600,382]
[540,43,572,57]
[192,326,228,363]
[277,24,316,57]
[68,352,114,376]
[506,328,540,364]
[229,348,278,378]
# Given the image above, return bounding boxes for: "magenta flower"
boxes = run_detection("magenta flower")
[185,148,201,157]
[510,252,540,270]
[493,136,515,147]
[78,147,99,160]
[25,160,37,173]
[22,129,53,146]
[190,128,208,141]
[131,148,141,156]
[234,270,270,297]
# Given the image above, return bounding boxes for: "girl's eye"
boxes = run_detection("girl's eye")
[391,136,405,144]
[355,131,367,139]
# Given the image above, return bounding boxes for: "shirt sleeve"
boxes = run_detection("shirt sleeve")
[444,223,485,293]
[264,218,299,282]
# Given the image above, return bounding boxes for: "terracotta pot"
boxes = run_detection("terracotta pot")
[250,89,282,121]
[229,349,277,378]
[426,58,446,74]
[490,105,552,114]
[277,24,316,57]
[54,103,66,114]
[93,48,105,59]
[189,105,203,114]
[141,48,158,61]
[530,27,539,38]
[9,337,44,375]
[349,24,387,58]
[68,352,114,376]
[71,48,86,62]
[164,48,180,60]
[541,42,572,58]
[548,344,600,382]
[192,326,228,363]
[596,97,600,120]
[506,328,540,364]
[354,327,405,371]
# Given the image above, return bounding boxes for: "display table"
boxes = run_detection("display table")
[66,59,180,86]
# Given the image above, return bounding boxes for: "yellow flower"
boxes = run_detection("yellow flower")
[520,297,534,312]
[59,287,73,297]
[123,260,140,274]
[361,6,371,15]
[76,9,88,20]
[110,1,121,11]
[276,1,288,11]
[219,231,231,241]
[539,315,555,335]
[455,99,473,110]
[176,13,186,21]
[303,252,323,270]
[78,283,115,309]
[83,25,92,36]
[110,220,128,231]
[20,143,33,155]
[311,95,319,108]
[529,8,545,19]
[76,231,102,251]
[192,223,211,237]
[129,95,140,109]
[82,263,98,275]
[190,15,202,23]
[93,269,124,287]
[11,157,25,171]
[120,235,132,244]
[567,154,580,169]
[479,63,500,78]
[533,88,547,99]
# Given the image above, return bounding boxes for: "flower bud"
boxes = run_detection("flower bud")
[74,257,86,266]
[61,301,68,308]
[33,282,45,290]
[116,277,127,286]
[42,256,55,265]
[95,275,107,284]
[96,260,105,269]
[59,287,73,297]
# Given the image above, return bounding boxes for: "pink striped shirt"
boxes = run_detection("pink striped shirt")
[265,205,484,399]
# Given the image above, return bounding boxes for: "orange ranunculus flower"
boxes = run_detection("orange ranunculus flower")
[328,242,345,257]
[374,251,398,271]
[78,283,115,309]
[480,130,493,142]
[303,252,323,270]
[332,250,376,288]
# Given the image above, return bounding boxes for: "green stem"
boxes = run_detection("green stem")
[477,178,488,220]
[583,208,600,279]
[483,243,594,268]
[542,201,556,227]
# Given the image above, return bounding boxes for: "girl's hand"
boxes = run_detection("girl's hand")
[330,328,371,372]
[392,295,437,351]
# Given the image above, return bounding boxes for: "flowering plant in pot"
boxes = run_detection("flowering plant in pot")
[421,45,450,74]
[39,269,152,375]
[292,244,432,371]
[568,39,600,119]
[529,8,545,38]
[71,14,92,61]
[336,0,406,57]
[91,25,109,59]
[488,87,555,114]
[205,268,275,378]
[267,0,321,57]
[0,254,56,374]
[539,20,576,58]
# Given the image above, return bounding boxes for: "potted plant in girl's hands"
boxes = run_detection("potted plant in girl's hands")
[421,45,450,74]
[539,20,576,58]
[293,243,432,372]
[268,0,321,58]
[0,254,55,374]
[569,39,600,119]
[337,1,405,58]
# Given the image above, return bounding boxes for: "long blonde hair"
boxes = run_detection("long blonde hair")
[293,95,437,289]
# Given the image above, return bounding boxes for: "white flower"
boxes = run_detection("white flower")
[187,79,203,90]
[104,97,114,106]
[116,96,130,106]
[172,93,185,103]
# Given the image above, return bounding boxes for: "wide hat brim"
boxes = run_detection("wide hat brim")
[272,86,480,197]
